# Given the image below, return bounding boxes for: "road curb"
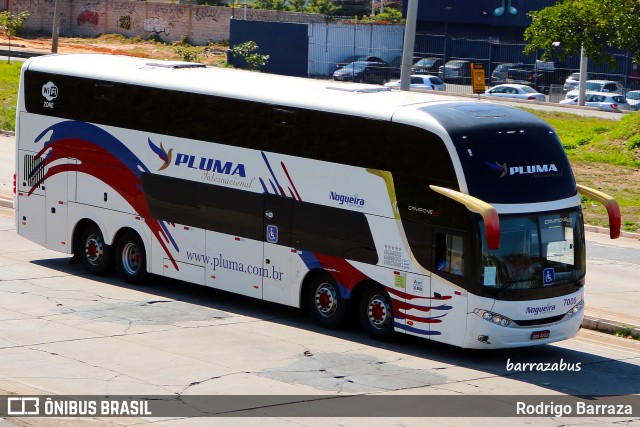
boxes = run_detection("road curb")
[582,316,640,339]
[0,195,12,209]
[584,224,640,240]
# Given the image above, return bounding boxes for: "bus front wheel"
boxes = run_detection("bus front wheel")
[79,224,113,276]
[359,284,395,341]
[116,231,147,285]
[306,274,346,329]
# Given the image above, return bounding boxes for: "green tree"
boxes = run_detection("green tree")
[0,11,30,63]
[229,41,270,71]
[308,0,338,16]
[290,0,307,12]
[253,0,288,10]
[355,8,405,24]
[523,0,640,67]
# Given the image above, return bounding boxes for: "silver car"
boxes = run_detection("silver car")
[565,80,623,100]
[559,92,631,112]
[483,84,545,101]
[625,90,640,111]
[384,75,446,91]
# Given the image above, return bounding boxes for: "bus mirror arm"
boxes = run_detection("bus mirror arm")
[576,184,621,239]
[429,185,500,250]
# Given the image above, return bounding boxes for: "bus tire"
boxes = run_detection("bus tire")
[307,274,346,329]
[79,223,113,276]
[116,231,147,285]
[359,284,395,341]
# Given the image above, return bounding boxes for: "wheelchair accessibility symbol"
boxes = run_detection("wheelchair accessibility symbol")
[267,225,278,244]
[543,268,555,286]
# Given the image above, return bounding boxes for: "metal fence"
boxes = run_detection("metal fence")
[310,26,640,97]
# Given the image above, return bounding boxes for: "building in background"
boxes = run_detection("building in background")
[406,0,556,42]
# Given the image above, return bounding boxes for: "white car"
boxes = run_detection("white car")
[625,90,640,111]
[559,92,631,112]
[384,75,446,91]
[483,84,545,101]
[565,80,623,100]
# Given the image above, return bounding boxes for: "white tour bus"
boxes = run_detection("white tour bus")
[14,54,621,349]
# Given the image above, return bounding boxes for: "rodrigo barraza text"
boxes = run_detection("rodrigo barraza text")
[516,401,633,417]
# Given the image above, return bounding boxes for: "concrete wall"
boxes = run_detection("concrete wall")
[8,0,323,45]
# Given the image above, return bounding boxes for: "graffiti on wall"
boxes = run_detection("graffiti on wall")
[110,1,140,32]
[152,5,185,20]
[77,10,99,26]
[195,7,222,22]
[77,1,101,26]
[144,17,173,36]
[109,0,137,15]
[12,0,54,15]
[118,15,131,30]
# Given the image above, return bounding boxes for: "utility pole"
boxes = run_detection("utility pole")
[578,45,588,106]
[400,0,418,91]
[51,0,61,53]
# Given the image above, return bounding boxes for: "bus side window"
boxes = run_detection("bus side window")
[435,232,464,276]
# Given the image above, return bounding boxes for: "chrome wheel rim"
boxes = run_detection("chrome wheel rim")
[367,294,392,329]
[315,283,338,318]
[121,242,141,276]
[85,234,104,266]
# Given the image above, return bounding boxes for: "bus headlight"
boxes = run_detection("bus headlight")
[564,300,584,319]
[474,309,513,327]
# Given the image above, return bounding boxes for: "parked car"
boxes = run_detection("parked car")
[332,61,392,85]
[490,62,522,85]
[438,60,472,83]
[412,57,444,75]
[505,61,563,94]
[384,75,446,91]
[563,72,594,92]
[335,55,385,69]
[482,84,545,101]
[565,80,624,100]
[559,92,631,112]
[625,90,640,111]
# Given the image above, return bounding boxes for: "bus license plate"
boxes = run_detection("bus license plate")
[531,330,550,340]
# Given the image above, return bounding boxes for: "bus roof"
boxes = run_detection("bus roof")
[24,53,480,121]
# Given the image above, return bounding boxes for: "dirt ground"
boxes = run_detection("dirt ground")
[7,35,639,232]
[6,34,227,65]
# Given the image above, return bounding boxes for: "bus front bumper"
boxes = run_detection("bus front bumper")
[462,311,583,349]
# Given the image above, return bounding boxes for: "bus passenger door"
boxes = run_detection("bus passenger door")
[262,195,297,306]
[429,229,468,344]
[45,158,76,253]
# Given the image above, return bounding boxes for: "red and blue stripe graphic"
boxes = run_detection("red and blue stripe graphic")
[28,121,180,269]
[259,152,301,201]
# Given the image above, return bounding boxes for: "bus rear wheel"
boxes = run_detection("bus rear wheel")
[359,284,395,341]
[306,274,346,329]
[116,231,147,285]
[79,224,113,276]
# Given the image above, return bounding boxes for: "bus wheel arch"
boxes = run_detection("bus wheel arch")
[358,282,395,341]
[74,220,113,276]
[302,270,347,329]
[114,228,148,285]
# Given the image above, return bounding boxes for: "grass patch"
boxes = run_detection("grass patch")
[614,327,640,341]
[0,61,22,131]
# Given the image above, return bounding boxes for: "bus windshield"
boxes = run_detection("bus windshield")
[478,210,585,290]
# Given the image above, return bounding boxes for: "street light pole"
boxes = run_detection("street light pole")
[399,0,418,91]
[443,7,452,65]
[578,45,588,106]
[51,0,61,53]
